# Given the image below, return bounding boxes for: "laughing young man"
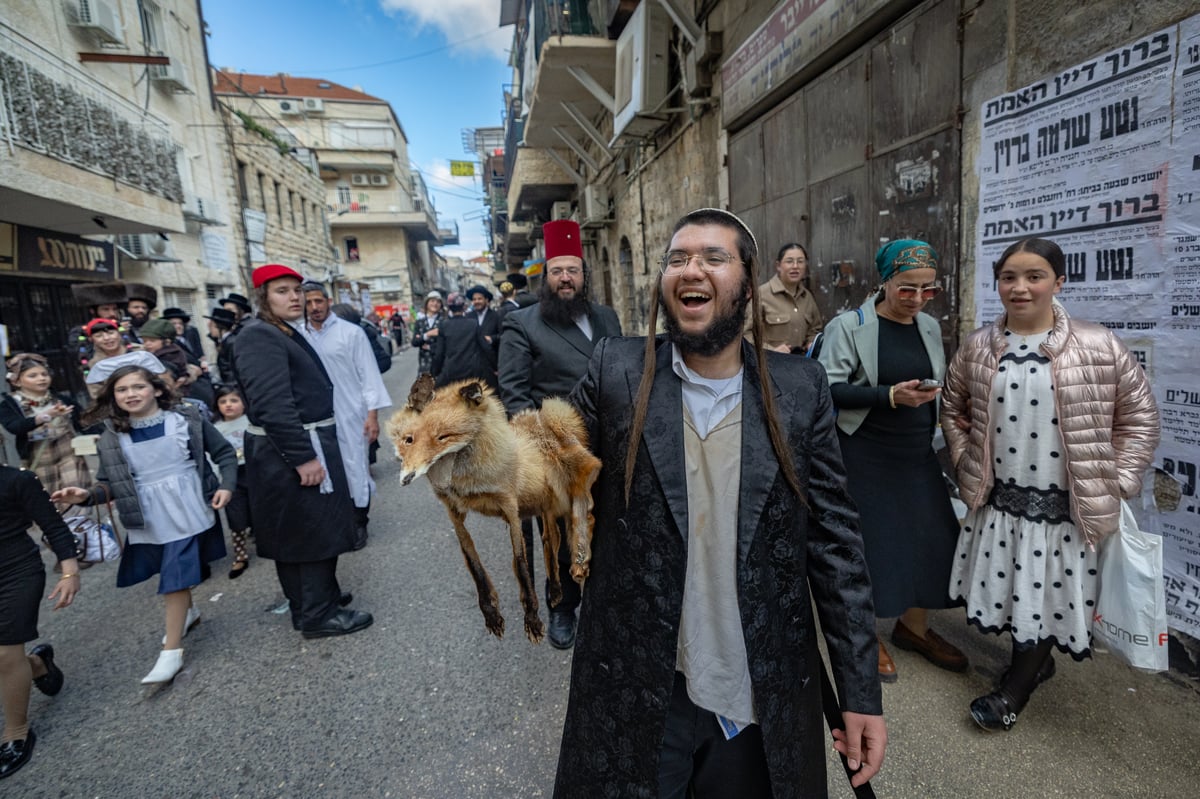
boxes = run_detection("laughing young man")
[556,209,885,798]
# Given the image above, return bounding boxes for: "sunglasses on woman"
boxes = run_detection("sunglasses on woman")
[893,283,942,300]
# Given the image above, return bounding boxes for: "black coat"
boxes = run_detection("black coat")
[464,307,502,352]
[431,315,496,388]
[231,318,354,561]
[556,338,881,799]
[497,301,621,415]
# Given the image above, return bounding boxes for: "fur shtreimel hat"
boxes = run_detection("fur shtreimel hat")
[125,282,158,308]
[71,281,128,309]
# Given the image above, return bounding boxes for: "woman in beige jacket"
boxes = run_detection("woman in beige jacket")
[942,237,1159,732]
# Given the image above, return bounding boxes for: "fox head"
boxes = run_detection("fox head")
[387,374,497,486]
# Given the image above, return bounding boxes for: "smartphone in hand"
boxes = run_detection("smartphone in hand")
[918,379,943,390]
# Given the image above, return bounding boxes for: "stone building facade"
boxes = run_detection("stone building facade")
[0,0,244,392]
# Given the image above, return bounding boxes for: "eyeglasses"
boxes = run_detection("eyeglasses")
[892,283,942,300]
[780,257,807,266]
[548,266,583,278]
[661,249,742,275]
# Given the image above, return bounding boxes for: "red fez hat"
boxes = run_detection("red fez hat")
[84,318,119,336]
[252,263,303,288]
[543,219,583,260]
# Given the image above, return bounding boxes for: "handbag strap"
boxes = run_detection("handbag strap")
[818,653,878,799]
[93,483,124,551]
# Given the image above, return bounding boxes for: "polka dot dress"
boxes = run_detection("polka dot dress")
[949,330,1098,660]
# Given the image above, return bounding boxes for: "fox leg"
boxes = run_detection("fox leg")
[541,512,562,608]
[568,456,602,586]
[444,503,504,638]
[503,502,543,644]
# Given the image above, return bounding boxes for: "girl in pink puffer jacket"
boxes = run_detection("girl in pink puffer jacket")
[942,236,1159,732]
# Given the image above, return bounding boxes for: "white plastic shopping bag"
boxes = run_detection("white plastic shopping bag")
[1092,501,1168,672]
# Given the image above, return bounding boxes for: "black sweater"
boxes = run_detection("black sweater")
[0,465,76,563]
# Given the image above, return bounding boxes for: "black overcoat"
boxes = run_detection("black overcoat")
[556,337,881,799]
[231,317,354,562]
[431,315,496,388]
[497,301,621,415]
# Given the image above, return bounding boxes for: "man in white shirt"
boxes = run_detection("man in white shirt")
[302,282,392,550]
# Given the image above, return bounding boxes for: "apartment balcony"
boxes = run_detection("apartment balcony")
[330,199,440,241]
[506,146,577,223]
[0,27,184,234]
[522,1,615,152]
[437,219,460,246]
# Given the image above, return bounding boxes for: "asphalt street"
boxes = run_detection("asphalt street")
[10,345,1200,798]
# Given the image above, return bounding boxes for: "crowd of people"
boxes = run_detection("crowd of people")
[0,215,1162,794]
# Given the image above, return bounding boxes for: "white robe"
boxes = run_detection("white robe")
[304,314,392,508]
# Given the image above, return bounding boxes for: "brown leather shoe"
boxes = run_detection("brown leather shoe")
[891,620,969,672]
[877,637,898,683]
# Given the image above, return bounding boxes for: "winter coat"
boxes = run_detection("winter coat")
[497,301,622,415]
[86,404,237,529]
[941,302,1160,546]
[231,317,354,561]
[557,337,881,799]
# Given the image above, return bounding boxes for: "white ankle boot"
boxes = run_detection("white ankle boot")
[162,607,201,645]
[141,649,183,684]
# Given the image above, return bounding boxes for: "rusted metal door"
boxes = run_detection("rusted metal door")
[729,0,962,346]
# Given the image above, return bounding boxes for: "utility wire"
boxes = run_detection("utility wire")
[298,30,500,74]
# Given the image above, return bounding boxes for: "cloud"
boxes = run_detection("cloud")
[379,0,513,61]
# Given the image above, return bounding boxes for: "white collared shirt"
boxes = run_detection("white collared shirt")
[670,344,743,439]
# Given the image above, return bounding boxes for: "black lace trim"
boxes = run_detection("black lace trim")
[962,616,1093,662]
[988,481,1072,525]
[998,351,1051,366]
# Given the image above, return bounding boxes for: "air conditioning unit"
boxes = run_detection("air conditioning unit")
[70,0,124,45]
[369,174,388,186]
[278,99,302,115]
[149,56,191,93]
[351,173,369,186]
[303,98,325,113]
[551,200,573,221]
[611,1,671,142]
[581,185,609,227]
[116,233,177,262]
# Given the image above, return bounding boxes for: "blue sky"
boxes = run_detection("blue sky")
[201,0,513,258]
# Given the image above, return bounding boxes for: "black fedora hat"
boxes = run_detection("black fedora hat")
[220,293,253,313]
[465,284,493,301]
[204,307,238,329]
[161,307,191,322]
[504,272,528,290]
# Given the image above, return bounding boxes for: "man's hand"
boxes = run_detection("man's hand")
[210,489,233,509]
[832,711,887,787]
[364,410,380,443]
[295,459,326,487]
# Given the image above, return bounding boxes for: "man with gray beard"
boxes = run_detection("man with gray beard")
[498,219,621,649]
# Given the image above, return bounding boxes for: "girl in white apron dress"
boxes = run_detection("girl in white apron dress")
[54,367,235,684]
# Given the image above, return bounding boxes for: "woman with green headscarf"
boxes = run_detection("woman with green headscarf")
[817,239,965,683]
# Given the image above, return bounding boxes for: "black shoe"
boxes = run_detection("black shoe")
[970,690,1021,732]
[0,730,35,780]
[301,608,374,639]
[291,595,354,630]
[547,609,577,650]
[351,526,368,551]
[30,644,63,697]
